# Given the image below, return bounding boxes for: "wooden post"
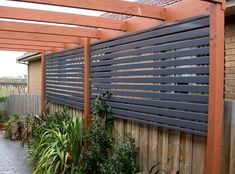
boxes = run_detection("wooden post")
[41,50,46,113]
[206,2,225,174]
[84,38,91,129]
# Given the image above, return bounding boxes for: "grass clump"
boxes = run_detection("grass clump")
[28,110,83,174]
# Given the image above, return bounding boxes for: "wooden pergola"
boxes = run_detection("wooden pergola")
[0,0,225,173]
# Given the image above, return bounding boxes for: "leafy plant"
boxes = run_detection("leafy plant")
[101,139,137,174]
[4,114,21,139]
[28,110,83,174]
[0,109,7,123]
[0,87,11,102]
[21,114,36,147]
[78,91,137,174]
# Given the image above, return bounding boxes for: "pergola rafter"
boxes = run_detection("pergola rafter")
[0,30,81,44]
[0,43,56,51]
[0,20,100,38]
[9,0,166,20]
[0,38,66,48]
[0,6,127,31]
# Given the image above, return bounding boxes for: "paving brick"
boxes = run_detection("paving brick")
[0,133,31,174]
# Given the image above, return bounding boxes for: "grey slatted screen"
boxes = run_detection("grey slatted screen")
[45,48,84,109]
[90,15,210,136]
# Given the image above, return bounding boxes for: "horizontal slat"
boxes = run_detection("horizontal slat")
[46,84,83,91]
[91,66,209,77]
[112,114,207,136]
[46,81,83,87]
[46,88,84,98]
[46,92,84,103]
[92,76,209,84]
[91,48,209,67]
[107,101,207,121]
[105,96,208,112]
[46,77,84,82]
[46,95,83,109]
[46,63,84,70]
[92,89,208,103]
[111,108,207,131]
[46,73,83,78]
[91,17,209,50]
[92,84,208,92]
[46,68,84,74]
[46,56,84,65]
[91,35,209,61]
[91,57,209,73]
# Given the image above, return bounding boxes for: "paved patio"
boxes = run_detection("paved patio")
[0,132,31,174]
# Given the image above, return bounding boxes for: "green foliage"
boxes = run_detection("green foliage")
[78,91,137,174]
[4,114,20,138]
[28,110,83,174]
[21,114,35,147]
[0,87,11,102]
[0,109,7,123]
[101,140,137,174]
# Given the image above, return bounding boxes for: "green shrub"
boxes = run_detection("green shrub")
[101,140,137,174]
[0,109,7,123]
[4,114,20,139]
[28,110,83,174]
[78,91,137,174]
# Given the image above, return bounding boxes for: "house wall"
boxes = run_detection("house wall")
[225,15,235,99]
[28,59,41,95]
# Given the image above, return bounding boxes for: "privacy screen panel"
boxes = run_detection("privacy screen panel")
[45,48,84,109]
[90,15,210,136]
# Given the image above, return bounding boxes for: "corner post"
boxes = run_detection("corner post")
[84,38,91,129]
[41,50,46,113]
[206,2,225,174]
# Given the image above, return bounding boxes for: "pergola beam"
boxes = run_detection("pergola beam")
[0,47,37,52]
[0,30,81,44]
[0,6,127,31]
[0,43,55,51]
[0,21,100,38]
[0,38,66,48]
[10,0,166,20]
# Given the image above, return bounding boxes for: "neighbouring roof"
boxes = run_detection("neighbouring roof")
[102,0,182,20]
[17,52,41,64]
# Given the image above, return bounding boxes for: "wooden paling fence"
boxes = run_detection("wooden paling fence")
[2,93,41,116]
[0,83,27,94]
[48,102,207,173]
[49,101,235,174]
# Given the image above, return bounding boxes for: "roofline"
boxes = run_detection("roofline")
[17,52,41,64]
[226,0,235,16]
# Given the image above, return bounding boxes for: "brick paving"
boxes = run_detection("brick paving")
[0,132,31,174]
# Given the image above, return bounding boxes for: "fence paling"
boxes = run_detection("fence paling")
[4,93,41,116]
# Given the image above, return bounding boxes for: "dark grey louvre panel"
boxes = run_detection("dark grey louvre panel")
[90,14,210,136]
[45,47,84,109]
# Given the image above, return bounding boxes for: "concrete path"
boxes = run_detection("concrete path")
[0,132,31,174]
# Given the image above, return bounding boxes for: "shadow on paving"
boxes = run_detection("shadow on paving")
[0,132,31,174]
